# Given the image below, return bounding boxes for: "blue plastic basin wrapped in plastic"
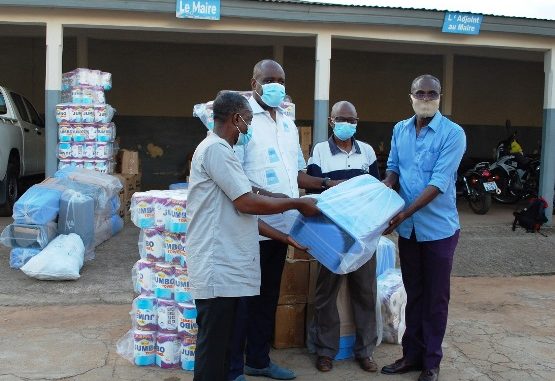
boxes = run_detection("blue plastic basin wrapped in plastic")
[289,175,405,274]
[0,222,57,249]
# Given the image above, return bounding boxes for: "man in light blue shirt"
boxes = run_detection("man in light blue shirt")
[381,75,466,381]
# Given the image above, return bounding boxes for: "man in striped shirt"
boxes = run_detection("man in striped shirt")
[307,101,380,374]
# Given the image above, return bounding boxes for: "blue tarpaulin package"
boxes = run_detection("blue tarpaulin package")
[12,180,67,225]
[290,175,405,274]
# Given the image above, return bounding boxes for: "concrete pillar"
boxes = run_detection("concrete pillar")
[45,22,63,177]
[273,44,284,66]
[77,34,88,68]
[313,33,331,146]
[442,53,454,117]
[540,49,555,224]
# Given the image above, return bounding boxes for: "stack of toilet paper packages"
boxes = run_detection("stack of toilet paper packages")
[289,175,405,274]
[56,68,117,174]
[193,90,295,130]
[117,189,196,371]
[1,168,123,272]
[376,268,407,345]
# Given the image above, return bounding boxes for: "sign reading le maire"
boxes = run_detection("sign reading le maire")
[442,12,483,35]
[176,0,220,20]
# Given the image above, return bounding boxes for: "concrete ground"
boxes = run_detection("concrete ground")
[0,201,554,381]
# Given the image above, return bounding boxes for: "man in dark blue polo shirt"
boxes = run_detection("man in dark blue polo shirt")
[307,101,380,374]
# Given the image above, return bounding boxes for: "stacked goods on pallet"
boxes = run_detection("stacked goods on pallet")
[56,68,117,174]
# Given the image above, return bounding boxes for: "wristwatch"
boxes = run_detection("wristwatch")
[321,177,331,189]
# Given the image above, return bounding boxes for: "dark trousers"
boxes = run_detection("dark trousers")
[313,256,378,359]
[398,229,460,369]
[194,297,239,381]
[228,240,288,380]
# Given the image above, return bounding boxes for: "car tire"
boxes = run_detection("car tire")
[0,161,19,217]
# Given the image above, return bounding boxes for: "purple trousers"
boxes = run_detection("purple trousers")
[398,229,460,369]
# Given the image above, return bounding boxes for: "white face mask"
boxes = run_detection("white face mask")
[410,95,440,118]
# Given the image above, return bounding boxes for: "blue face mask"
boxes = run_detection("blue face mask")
[333,122,357,141]
[235,115,252,146]
[256,82,286,108]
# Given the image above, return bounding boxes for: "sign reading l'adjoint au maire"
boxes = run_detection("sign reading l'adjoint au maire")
[176,0,220,20]
[442,12,483,35]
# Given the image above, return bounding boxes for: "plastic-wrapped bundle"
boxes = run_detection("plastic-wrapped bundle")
[376,268,407,345]
[20,233,85,280]
[94,104,116,123]
[54,167,122,210]
[93,214,124,248]
[61,86,106,105]
[376,236,397,277]
[0,222,57,249]
[12,180,67,225]
[9,247,41,269]
[62,68,112,90]
[58,189,95,251]
[193,101,215,130]
[290,175,405,274]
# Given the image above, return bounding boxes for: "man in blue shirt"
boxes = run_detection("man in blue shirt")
[381,75,466,381]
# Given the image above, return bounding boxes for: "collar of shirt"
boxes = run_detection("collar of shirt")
[328,135,361,155]
[248,95,286,116]
[207,130,232,149]
[404,111,443,132]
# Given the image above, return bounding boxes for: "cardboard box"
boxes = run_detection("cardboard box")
[116,149,140,175]
[286,246,315,262]
[273,303,306,349]
[299,126,312,146]
[298,126,313,161]
[114,173,141,223]
[278,260,309,305]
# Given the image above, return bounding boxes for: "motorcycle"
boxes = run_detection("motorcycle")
[489,130,540,204]
[457,162,500,214]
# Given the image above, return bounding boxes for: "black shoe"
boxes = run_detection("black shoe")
[381,358,422,375]
[418,368,440,381]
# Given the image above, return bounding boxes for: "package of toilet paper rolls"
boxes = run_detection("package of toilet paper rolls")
[376,268,407,345]
[118,187,197,371]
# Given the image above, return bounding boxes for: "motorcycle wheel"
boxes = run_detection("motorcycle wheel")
[468,192,492,215]
[491,170,520,204]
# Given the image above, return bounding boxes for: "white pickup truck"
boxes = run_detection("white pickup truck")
[0,86,45,216]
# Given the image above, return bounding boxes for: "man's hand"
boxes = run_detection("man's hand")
[382,171,399,189]
[383,211,408,235]
[286,236,309,253]
[296,197,320,217]
[327,179,345,188]
[382,179,395,189]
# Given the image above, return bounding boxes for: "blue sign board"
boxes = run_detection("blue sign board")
[176,0,220,20]
[442,12,483,35]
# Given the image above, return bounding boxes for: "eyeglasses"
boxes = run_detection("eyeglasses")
[238,115,251,130]
[411,91,441,100]
[333,117,359,124]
